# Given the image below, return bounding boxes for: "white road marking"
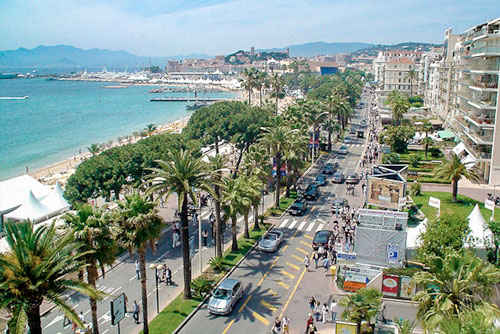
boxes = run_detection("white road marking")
[98,311,111,325]
[306,222,315,232]
[103,330,109,334]
[103,286,122,302]
[129,275,137,281]
[318,219,326,224]
[279,219,289,228]
[316,223,325,232]
[288,220,297,229]
[297,221,307,231]
[201,211,210,219]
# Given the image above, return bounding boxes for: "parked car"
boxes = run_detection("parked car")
[315,174,328,186]
[208,278,243,315]
[338,145,348,155]
[289,199,308,216]
[343,137,352,144]
[257,230,284,252]
[305,184,319,200]
[312,230,333,250]
[360,119,367,127]
[345,173,360,184]
[331,198,348,213]
[323,163,335,175]
[332,172,345,184]
[349,128,356,135]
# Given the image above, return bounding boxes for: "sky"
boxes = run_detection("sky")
[1,0,499,56]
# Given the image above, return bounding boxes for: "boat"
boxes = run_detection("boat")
[186,102,208,111]
[0,96,29,100]
[0,73,19,79]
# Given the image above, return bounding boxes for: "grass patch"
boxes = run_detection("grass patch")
[408,175,451,184]
[267,191,297,216]
[147,225,269,333]
[411,191,500,221]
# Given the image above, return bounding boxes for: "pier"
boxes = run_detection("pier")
[150,97,228,102]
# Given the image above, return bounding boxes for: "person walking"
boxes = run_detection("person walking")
[313,251,319,269]
[135,260,140,280]
[305,313,314,334]
[133,300,140,324]
[282,315,290,334]
[314,301,321,321]
[165,266,172,285]
[202,229,208,247]
[272,316,281,333]
[321,303,329,324]
[304,255,310,272]
[307,322,317,334]
[330,299,338,323]
[323,256,330,275]
[309,297,316,313]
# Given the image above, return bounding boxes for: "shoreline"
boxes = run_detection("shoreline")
[29,116,191,186]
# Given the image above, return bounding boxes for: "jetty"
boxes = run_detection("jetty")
[150,97,227,102]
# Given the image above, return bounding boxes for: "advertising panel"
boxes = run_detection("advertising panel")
[400,276,416,299]
[335,322,357,334]
[336,252,357,264]
[382,274,399,297]
[367,177,405,210]
[343,281,366,292]
[110,293,126,325]
[386,244,399,264]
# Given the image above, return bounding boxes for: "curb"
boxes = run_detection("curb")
[172,222,275,334]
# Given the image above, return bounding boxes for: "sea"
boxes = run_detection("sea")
[0,78,234,181]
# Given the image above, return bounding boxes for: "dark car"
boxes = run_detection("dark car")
[312,230,333,250]
[349,128,356,135]
[332,172,345,184]
[345,173,360,184]
[305,184,319,200]
[360,119,367,127]
[289,199,308,216]
[331,198,348,213]
[323,163,335,175]
[314,174,328,186]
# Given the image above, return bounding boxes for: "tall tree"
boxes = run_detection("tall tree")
[113,193,164,334]
[144,149,213,299]
[221,177,251,251]
[144,123,157,137]
[62,205,117,334]
[239,67,257,105]
[87,143,101,156]
[433,153,481,202]
[269,73,285,114]
[0,221,101,334]
[207,154,229,257]
[340,288,383,334]
[389,93,410,126]
[405,69,418,97]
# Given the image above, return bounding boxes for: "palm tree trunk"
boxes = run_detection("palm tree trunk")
[259,89,262,106]
[253,203,260,230]
[87,264,99,334]
[328,127,332,152]
[274,152,281,208]
[275,92,279,115]
[452,179,458,203]
[180,195,192,299]
[285,163,292,198]
[27,303,42,334]
[139,248,149,334]
[244,212,250,239]
[248,88,251,105]
[231,216,238,252]
[214,186,223,258]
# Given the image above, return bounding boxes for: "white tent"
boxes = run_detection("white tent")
[0,174,49,214]
[465,204,492,248]
[407,219,428,248]
[40,182,70,213]
[5,190,53,223]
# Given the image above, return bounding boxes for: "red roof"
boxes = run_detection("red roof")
[387,57,414,64]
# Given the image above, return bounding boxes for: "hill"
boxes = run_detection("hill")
[259,41,374,57]
[0,45,211,69]
[352,42,443,57]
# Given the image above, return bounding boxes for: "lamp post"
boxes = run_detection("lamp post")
[149,263,164,314]
[491,184,499,221]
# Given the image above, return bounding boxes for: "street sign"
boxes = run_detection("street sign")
[110,293,126,326]
[485,199,495,211]
[429,196,441,217]
[386,244,399,264]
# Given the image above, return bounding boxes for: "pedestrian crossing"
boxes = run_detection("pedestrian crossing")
[343,143,363,148]
[277,218,329,232]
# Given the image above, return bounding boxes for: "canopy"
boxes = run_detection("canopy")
[437,130,456,139]
[461,155,476,169]
[40,182,70,213]
[452,142,466,155]
[407,219,427,248]
[5,190,53,223]
[465,204,492,248]
[0,175,49,214]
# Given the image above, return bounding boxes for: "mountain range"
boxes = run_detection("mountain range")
[0,42,375,70]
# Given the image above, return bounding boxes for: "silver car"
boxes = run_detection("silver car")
[257,230,284,252]
[338,145,348,155]
[207,278,243,315]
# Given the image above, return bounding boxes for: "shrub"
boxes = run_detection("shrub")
[429,146,441,157]
[190,276,214,297]
[382,152,400,164]
[411,102,423,108]
[408,96,424,104]
[209,256,227,272]
[409,181,422,196]
[408,153,421,167]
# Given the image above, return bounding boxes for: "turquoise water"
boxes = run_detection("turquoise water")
[0,78,233,180]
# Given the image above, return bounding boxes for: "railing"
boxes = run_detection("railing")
[470,81,498,89]
[471,46,500,55]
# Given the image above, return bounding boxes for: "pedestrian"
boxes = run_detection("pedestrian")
[313,251,319,269]
[135,260,140,280]
[282,315,290,334]
[272,316,281,333]
[202,229,208,246]
[332,248,337,264]
[165,266,172,285]
[307,322,317,334]
[322,303,329,323]
[306,313,314,333]
[323,257,330,275]
[78,311,85,325]
[309,297,316,313]
[133,300,140,324]
[314,301,321,321]
[330,299,338,323]
[304,255,310,272]
[124,294,129,313]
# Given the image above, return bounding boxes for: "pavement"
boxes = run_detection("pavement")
[40,186,277,334]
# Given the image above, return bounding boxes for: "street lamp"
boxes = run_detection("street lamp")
[149,263,164,314]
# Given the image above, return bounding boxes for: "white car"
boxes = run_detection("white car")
[208,278,243,315]
[257,230,284,252]
[338,145,348,155]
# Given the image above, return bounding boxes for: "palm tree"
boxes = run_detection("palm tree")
[0,220,101,334]
[340,288,383,334]
[421,137,433,159]
[238,175,261,238]
[413,251,500,330]
[433,153,481,202]
[390,94,410,126]
[87,143,101,156]
[113,193,164,334]
[405,69,418,97]
[221,176,250,251]
[259,123,297,208]
[269,73,285,114]
[323,94,348,149]
[61,205,117,334]
[420,121,434,158]
[144,149,213,299]
[283,131,307,197]
[394,318,416,334]
[144,123,157,137]
[253,70,268,106]
[239,68,257,105]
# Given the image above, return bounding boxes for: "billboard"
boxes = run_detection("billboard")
[382,274,399,297]
[336,322,357,334]
[400,276,416,299]
[110,293,126,325]
[367,177,405,210]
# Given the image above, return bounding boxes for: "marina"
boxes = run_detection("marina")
[150,96,227,102]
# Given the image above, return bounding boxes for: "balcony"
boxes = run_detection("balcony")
[456,131,493,160]
[470,46,500,57]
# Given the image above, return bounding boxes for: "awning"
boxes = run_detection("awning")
[461,155,476,169]
[429,119,444,126]
[452,142,466,155]
[437,129,456,139]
